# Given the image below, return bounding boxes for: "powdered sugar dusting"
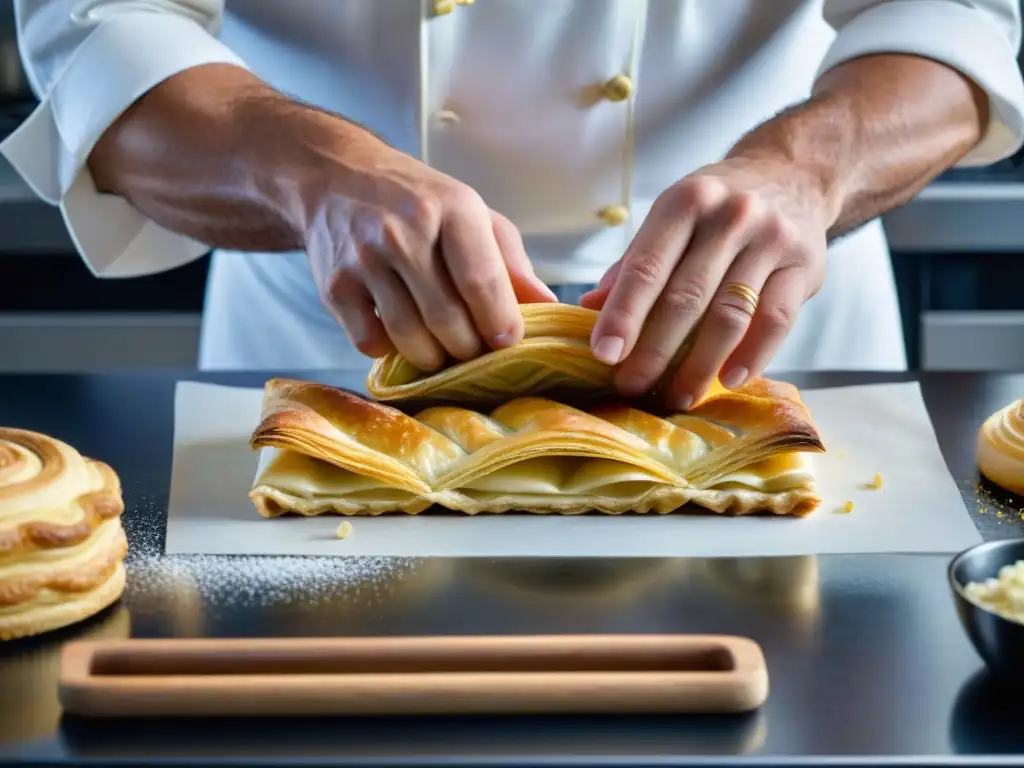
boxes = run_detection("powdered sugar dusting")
[120,493,420,613]
[125,552,418,610]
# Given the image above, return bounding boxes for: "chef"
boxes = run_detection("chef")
[4,1,1024,409]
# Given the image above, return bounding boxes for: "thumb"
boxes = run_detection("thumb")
[491,211,559,303]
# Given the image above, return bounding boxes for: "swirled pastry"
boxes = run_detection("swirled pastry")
[0,429,127,641]
[977,399,1024,495]
[368,303,623,402]
[249,377,824,518]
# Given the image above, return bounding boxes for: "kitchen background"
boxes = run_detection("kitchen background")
[0,3,1022,372]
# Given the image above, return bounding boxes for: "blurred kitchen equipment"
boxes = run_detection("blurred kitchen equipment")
[948,538,1024,680]
[0,37,29,101]
[0,1,31,103]
[59,634,769,717]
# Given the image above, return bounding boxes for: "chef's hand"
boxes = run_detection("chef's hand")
[580,156,829,410]
[305,141,556,372]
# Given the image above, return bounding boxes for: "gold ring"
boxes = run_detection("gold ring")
[722,282,759,312]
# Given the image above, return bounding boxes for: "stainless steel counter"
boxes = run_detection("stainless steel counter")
[1,369,1023,766]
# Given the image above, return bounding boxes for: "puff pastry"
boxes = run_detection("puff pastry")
[977,399,1024,495]
[368,303,625,402]
[249,376,824,518]
[0,428,127,641]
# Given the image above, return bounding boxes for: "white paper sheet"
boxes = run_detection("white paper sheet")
[164,380,982,558]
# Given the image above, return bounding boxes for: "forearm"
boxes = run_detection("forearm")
[88,63,379,252]
[727,53,989,239]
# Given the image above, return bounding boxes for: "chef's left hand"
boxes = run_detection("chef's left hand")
[580,155,831,410]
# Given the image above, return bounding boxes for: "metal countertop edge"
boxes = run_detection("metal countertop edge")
[13,755,1024,767]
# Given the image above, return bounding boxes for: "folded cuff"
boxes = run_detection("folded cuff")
[818,0,1024,167]
[0,12,248,277]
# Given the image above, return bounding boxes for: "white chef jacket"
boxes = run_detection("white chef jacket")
[4,0,1024,373]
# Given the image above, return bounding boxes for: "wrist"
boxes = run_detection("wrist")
[231,94,385,248]
[726,97,854,229]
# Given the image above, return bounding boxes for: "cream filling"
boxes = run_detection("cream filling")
[254,447,815,504]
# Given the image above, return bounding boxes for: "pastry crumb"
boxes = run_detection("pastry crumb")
[861,472,883,490]
[837,500,854,514]
[335,521,354,539]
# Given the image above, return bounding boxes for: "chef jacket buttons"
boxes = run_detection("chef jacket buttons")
[601,74,633,102]
[435,0,473,13]
[597,204,630,226]
[435,109,461,124]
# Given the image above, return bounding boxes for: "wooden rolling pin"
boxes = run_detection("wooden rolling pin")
[59,634,769,717]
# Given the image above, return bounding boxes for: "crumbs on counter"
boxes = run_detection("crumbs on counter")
[335,520,354,540]
[837,500,854,514]
[965,477,1024,524]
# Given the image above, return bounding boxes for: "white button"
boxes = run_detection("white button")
[597,204,630,226]
[601,74,633,102]
[435,109,461,124]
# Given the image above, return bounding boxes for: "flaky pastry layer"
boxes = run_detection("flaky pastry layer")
[0,428,126,558]
[249,377,824,518]
[368,304,629,403]
[0,560,126,642]
[0,428,128,640]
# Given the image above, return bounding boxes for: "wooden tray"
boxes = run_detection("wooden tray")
[59,634,768,717]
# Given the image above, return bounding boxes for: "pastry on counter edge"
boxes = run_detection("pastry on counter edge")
[977,399,1024,495]
[0,429,128,641]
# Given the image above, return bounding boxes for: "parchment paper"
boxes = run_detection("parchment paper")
[164,380,981,558]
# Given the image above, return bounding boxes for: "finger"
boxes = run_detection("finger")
[579,258,622,310]
[324,273,395,359]
[612,199,755,397]
[441,196,524,348]
[720,266,806,384]
[590,181,726,366]
[491,211,558,304]
[364,262,447,371]
[589,219,694,365]
[395,246,486,362]
[664,250,777,409]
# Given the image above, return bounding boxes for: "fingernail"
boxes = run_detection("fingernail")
[671,393,694,412]
[720,366,748,389]
[492,331,517,348]
[593,335,625,365]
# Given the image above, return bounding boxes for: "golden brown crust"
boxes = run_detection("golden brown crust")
[256,303,825,519]
[366,304,619,403]
[0,523,127,609]
[249,377,824,518]
[977,399,1024,495]
[0,561,127,642]
[0,428,128,640]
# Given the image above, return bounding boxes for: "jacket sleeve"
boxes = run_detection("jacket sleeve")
[0,1,248,278]
[820,0,1024,167]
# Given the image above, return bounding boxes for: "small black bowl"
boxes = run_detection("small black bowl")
[948,538,1024,680]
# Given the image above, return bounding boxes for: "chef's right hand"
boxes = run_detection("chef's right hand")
[303,139,556,372]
